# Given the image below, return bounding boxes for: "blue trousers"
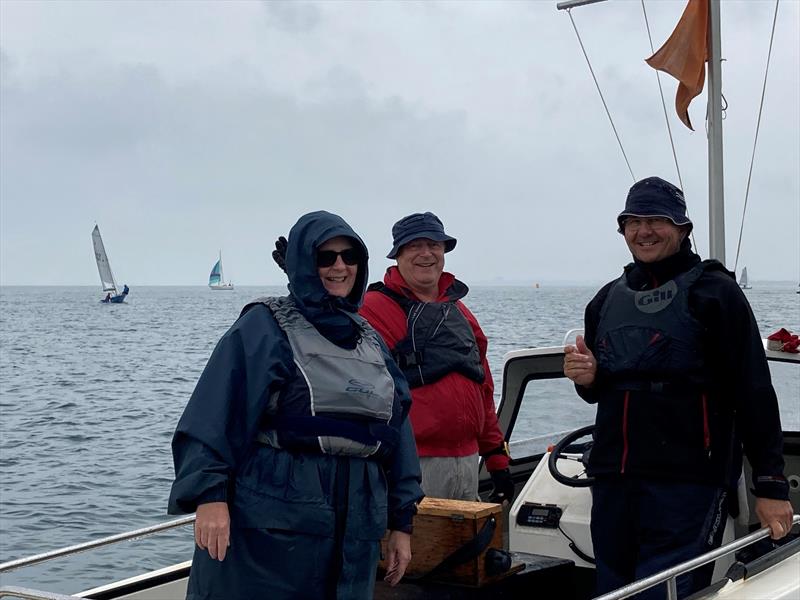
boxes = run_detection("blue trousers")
[591,479,729,600]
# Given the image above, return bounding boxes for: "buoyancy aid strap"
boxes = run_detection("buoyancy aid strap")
[265,415,400,448]
[607,380,705,393]
[481,442,511,459]
[368,281,415,310]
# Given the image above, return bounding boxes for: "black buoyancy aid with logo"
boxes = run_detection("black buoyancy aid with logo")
[370,281,484,389]
[595,261,719,390]
[250,296,407,458]
[590,259,737,482]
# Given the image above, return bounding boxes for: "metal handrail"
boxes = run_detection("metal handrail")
[0,586,83,600]
[0,515,195,574]
[594,514,800,600]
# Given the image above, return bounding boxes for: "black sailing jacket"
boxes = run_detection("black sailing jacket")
[577,243,788,500]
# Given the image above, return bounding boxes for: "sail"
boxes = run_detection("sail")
[739,267,750,288]
[208,259,222,286]
[92,225,117,293]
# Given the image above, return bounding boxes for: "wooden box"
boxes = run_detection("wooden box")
[380,497,506,587]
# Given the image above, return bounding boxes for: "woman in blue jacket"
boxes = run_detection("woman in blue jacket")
[169,211,423,600]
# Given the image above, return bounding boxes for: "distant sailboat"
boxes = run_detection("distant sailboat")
[738,267,752,290]
[208,251,234,290]
[92,225,129,303]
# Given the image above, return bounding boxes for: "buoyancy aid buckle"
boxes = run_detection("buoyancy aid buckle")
[397,349,424,368]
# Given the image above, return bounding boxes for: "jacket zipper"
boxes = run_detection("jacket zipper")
[409,303,426,385]
[701,393,711,457]
[621,390,630,474]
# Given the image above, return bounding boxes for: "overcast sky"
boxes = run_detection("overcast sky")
[1,0,798,287]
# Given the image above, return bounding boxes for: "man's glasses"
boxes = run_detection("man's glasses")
[317,248,361,267]
[623,217,673,232]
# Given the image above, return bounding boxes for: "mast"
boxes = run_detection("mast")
[218,250,224,284]
[707,0,725,263]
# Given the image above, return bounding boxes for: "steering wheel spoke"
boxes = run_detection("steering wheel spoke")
[558,453,585,462]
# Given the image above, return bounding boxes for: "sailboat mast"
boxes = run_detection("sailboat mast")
[218,250,224,284]
[707,0,725,264]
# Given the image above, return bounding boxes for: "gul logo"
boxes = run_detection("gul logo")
[634,280,678,314]
[346,379,375,395]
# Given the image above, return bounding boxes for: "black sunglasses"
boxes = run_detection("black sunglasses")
[317,248,361,268]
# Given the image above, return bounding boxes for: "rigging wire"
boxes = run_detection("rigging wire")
[567,8,636,182]
[640,0,697,251]
[733,0,780,274]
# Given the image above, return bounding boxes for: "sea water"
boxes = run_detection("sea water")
[1,284,798,594]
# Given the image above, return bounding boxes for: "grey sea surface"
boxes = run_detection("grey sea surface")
[1,283,798,594]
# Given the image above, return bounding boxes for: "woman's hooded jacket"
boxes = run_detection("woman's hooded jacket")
[168,210,422,534]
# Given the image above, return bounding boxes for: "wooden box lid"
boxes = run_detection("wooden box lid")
[416,497,503,519]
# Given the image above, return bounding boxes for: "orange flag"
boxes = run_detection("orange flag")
[645,0,709,130]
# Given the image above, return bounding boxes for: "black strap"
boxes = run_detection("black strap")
[608,380,705,393]
[409,516,497,580]
[268,415,399,447]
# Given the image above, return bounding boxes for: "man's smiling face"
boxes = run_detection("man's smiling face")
[623,217,689,263]
[396,238,445,297]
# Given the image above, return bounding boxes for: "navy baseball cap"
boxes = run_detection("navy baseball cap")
[617,176,693,234]
[386,212,457,259]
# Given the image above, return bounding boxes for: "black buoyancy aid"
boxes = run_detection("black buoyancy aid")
[247,296,407,458]
[370,282,484,389]
[595,260,722,390]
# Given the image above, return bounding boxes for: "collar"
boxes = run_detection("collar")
[626,240,701,289]
[383,266,467,302]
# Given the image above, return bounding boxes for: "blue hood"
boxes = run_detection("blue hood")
[285,211,369,339]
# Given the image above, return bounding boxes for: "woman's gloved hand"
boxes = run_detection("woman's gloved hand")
[488,469,515,504]
[272,236,288,273]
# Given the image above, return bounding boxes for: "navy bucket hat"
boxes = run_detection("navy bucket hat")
[617,176,693,234]
[387,212,457,259]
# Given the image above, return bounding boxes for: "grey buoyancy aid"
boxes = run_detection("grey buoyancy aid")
[595,260,720,391]
[370,282,484,389]
[251,296,403,458]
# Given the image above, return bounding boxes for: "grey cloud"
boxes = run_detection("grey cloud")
[0,1,797,286]
[262,0,322,34]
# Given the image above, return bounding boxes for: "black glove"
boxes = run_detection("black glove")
[272,236,288,273]
[488,469,515,504]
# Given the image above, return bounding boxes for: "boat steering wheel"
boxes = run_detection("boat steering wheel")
[547,425,596,488]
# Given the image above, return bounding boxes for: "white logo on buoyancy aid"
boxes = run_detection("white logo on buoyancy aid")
[634,280,678,314]
[262,297,396,456]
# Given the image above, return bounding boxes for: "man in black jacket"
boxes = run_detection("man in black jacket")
[564,177,793,599]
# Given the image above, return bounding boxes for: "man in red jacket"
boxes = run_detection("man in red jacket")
[360,212,514,503]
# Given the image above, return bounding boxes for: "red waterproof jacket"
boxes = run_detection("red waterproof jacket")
[360,267,509,472]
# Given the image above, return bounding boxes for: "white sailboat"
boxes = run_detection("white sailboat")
[92,225,129,303]
[208,251,234,290]
[739,267,752,289]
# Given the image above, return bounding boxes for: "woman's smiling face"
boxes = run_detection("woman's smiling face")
[317,236,359,297]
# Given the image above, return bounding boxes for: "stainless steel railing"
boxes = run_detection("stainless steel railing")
[0,516,195,599]
[0,515,195,574]
[0,586,84,600]
[1,508,797,599]
[594,514,800,600]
